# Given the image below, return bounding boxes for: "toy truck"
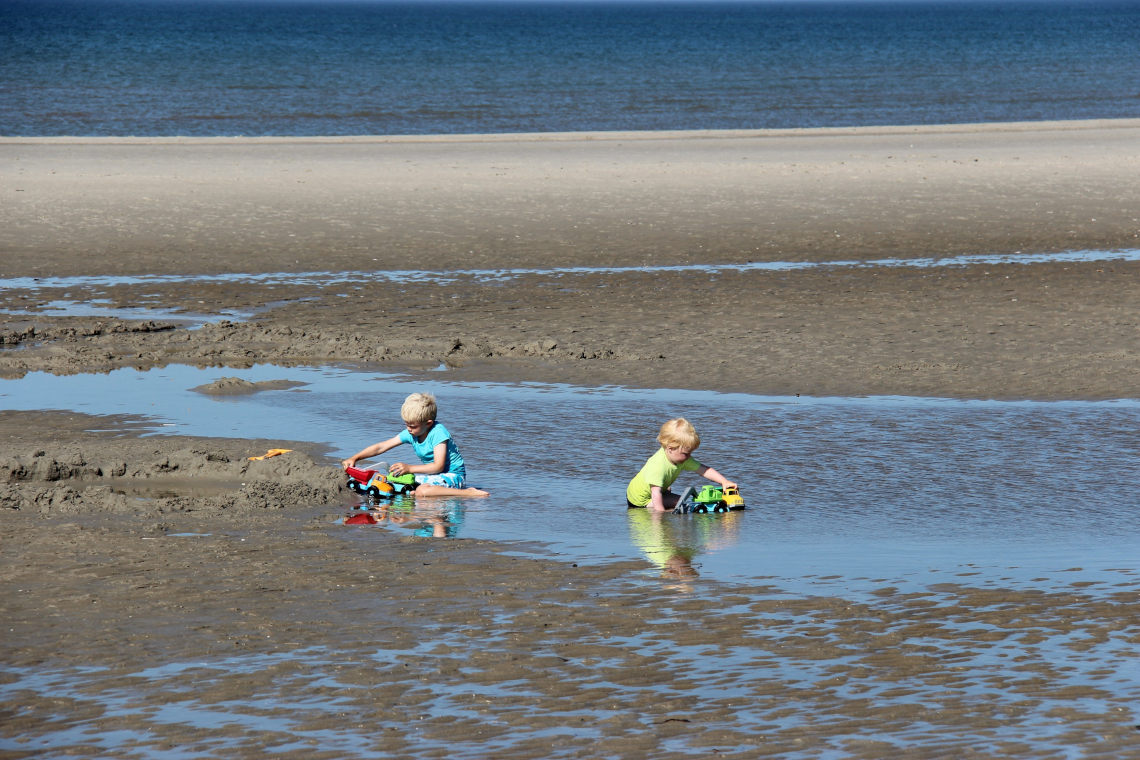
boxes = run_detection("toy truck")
[345,465,416,500]
[674,484,746,513]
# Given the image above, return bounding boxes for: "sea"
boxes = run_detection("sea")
[2,0,1140,137]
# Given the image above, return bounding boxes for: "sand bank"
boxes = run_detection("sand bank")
[4,120,1140,277]
[4,120,1139,400]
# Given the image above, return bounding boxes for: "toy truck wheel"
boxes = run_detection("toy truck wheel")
[367,485,381,499]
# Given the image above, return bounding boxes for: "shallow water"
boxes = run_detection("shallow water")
[3,247,1139,295]
[6,605,1138,759]
[0,299,261,324]
[3,363,1138,596]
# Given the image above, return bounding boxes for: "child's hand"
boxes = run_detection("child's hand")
[723,480,738,489]
[390,462,408,476]
[341,459,354,470]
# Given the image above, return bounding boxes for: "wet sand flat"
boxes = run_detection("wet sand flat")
[3,122,1140,757]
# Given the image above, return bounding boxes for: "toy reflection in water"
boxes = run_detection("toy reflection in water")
[343,497,465,539]
[627,508,743,580]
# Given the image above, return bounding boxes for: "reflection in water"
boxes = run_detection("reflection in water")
[344,496,465,539]
[627,508,742,580]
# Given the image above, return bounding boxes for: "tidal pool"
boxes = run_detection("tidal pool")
[3,363,1138,596]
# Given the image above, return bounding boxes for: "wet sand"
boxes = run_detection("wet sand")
[3,122,1140,757]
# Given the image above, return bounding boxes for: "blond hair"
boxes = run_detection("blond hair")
[657,418,700,450]
[401,392,438,425]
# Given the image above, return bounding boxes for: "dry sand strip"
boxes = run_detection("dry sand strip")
[3,120,1139,277]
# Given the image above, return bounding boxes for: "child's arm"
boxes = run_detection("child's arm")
[647,485,670,513]
[696,465,736,490]
[341,436,402,469]
[390,442,448,477]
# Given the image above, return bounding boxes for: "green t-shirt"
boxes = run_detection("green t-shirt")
[626,447,702,507]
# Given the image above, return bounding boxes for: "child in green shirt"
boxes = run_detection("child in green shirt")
[626,418,737,512]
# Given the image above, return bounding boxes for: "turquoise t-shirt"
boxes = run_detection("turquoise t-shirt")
[626,447,702,507]
[398,422,466,479]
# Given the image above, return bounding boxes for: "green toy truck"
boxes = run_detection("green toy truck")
[673,484,746,513]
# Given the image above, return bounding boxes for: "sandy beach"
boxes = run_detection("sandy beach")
[3,121,1140,757]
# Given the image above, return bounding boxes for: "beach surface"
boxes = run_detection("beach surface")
[3,120,1139,399]
[3,121,1140,757]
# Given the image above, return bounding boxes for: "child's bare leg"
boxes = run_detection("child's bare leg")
[415,484,489,498]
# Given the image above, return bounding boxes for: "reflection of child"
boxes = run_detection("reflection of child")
[413,502,465,538]
[342,392,488,498]
[627,509,699,579]
[626,418,736,512]
[628,507,742,579]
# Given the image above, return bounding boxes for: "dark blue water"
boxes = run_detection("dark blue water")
[3,0,1139,137]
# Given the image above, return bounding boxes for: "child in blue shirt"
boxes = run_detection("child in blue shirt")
[342,392,488,498]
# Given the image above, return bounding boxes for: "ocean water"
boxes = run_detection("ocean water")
[3,0,1140,137]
